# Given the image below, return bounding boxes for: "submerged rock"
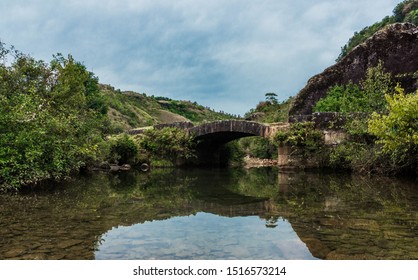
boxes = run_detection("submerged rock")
[110,164,131,172]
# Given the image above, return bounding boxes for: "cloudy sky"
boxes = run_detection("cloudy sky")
[0,0,400,115]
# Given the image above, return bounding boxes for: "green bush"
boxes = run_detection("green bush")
[244,95,293,123]
[236,137,277,159]
[314,83,364,113]
[108,134,139,165]
[139,127,196,164]
[368,86,418,172]
[314,62,393,114]
[274,122,324,154]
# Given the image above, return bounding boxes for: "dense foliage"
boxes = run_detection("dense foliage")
[311,61,418,175]
[338,0,418,60]
[139,127,196,165]
[368,86,418,172]
[274,122,324,155]
[236,137,277,159]
[0,43,107,191]
[314,62,394,114]
[245,93,293,123]
[222,136,278,167]
[107,134,140,165]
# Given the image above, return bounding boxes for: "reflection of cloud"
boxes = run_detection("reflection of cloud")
[0,0,398,115]
[96,213,316,259]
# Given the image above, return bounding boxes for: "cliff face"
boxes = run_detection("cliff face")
[289,23,418,116]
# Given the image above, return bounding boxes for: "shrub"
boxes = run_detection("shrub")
[139,127,196,164]
[108,134,139,165]
[275,122,322,147]
[368,87,418,172]
[314,62,393,114]
[274,122,324,155]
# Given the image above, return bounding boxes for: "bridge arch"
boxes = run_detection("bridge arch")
[187,120,272,167]
[189,120,271,144]
[127,120,284,167]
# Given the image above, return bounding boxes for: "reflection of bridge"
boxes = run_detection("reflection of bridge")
[2,170,415,260]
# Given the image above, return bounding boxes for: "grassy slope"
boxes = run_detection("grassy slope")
[244,96,294,123]
[100,84,238,133]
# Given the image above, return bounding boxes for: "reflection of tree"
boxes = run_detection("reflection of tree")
[192,167,417,259]
[1,168,416,260]
[0,168,270,259]
[228,167,279,198]
[0,169,197,260]
[265,171,418,260]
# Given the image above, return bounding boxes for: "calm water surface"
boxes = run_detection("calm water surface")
[0,168,417,259]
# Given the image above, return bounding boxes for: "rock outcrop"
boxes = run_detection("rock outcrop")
[289,23,418,116]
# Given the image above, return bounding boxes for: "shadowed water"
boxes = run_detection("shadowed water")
[0,168,417,259]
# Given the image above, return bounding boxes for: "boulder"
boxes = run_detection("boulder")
[289,23,418,116]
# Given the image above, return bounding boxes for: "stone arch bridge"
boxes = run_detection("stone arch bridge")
[128,120,289,166]
[129,120,288,142]
[128,118,345,167]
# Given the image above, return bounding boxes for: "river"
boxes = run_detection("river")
[0,167,417,260]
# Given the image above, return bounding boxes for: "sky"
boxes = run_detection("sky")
[0,0,401,116]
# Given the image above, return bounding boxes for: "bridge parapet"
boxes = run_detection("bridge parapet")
[188,120,270,139]
[128,122,194,135]
[154,121,194,130]
[266,122,290,139]
[128,120,290,140]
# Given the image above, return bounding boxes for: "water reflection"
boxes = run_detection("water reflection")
[270,171,418,259]
[0,168,417,260]
[96,213,315,260]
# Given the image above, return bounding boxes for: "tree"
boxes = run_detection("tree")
[265,92,278,104]
[0,43,107,191]
[368,86,418,163]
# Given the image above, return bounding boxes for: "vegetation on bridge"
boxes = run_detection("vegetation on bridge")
[220,93,293,166]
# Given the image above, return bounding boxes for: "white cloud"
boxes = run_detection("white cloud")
[0,0,401,115]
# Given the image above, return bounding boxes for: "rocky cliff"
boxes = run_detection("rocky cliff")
[289,23,418,116]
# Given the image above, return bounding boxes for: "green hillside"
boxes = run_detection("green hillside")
[101,84,239,133]
[337,0,418,60]
[244,93,293,123]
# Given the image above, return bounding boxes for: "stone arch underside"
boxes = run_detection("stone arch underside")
[189,120,270,145]
[188,121,270,166]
